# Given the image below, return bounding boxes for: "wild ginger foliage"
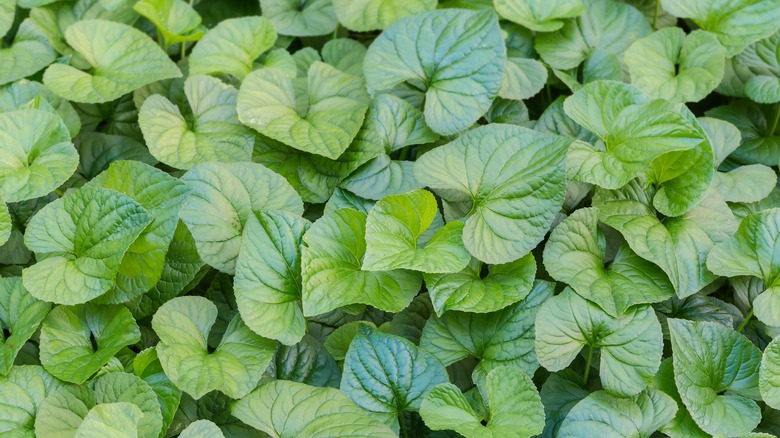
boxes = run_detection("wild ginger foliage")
[2,0,780,436]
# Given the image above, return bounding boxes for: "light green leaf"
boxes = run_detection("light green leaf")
[188,16,276,80]
[535,288,663,397]
[535,0,651,70]
[668,318,762,436]
[301,208,422,316]
[419,366,545,437]
[42,20,181,103]
[87,161,189,304]
[260,0,338,36]
[760,336,780,409]
[238,62,369,159]
[539,372,590,437]
[324,321,376,361]
[341,326,448,427]
[0,366,64,437]
[557,389,677,437]
[421,280,553,385]
[653,358,709,438]
[321,38,366,77]
[705,100,780,166]
[414,124,570,264]
[269,334,341,387]
[231,380,397,437]
[0,79,82,137]
[39,304,141,384]
[0,20,56,86]
[325,188,376,215]
[152,296,277,399]
[179,420,225,438]
[494,0,584,32]
[363,190,471,274]
[0,201,9,247]
[363,9,505,135]
[75,403,143,438]
[624,28,726,103]
[660,0,780,57]
[139,75,254,169]
[133,348,181,438]
[75,133,157,180]
[595,183,739,298]
[22,187,152,304]
[133,0,204,47]
[333,0,436,31]
[736,32,780,104]
[234,210,310,346]
[500,57,548,100]
[543,207,674,316]
[0,0,12,38]
[0,109,77,203]
[179,162,303,274]
[707,209,780,326]
[0,277,51,376]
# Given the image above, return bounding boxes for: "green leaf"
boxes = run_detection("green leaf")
[660,0,780,57]
[0,200,9,247]
[363,9,505,135]
[535,288,663,397]
[653,358,709,437]
[700,117,777,203]
[179,162,303,274]
[231,380,397,437]
[0,365,64,436]
[332,0,436,31]
[500,57,548,101]
[38,303,140,384]
[0,20,56,86]
[0,109,77,203]
[86,161,189,304]
[707,209,780,326]
[22,186,152,304]
[760,335,780,409]
[535,0,651,70]
[539,372,590,437]
[133,348,181,438]
[705,100,780,166]
[341,326,448,427]
[0,277,51,376]
[179,420,225,438]
[668,318,762,436]
[419,366,545,437]
[269,334,341,388]
[0,79,82,137]
[0,0,13,38]
[557,389,677,437]
[75,403,144,438]
[736,32,780,104]
[188,16,276,80]
[494,0,584,32]
[301,208,422,316]
[414,124,570,264]
[362,190,471,274]
[238,62,369,160]
[624,28,726,103]
[133,0,204,47]
[152,296,277,399]
[563,80,708,190]
[139,75,254,170]
[594,183,739,298]
[234,210,310,346]
[75,133,157,180]
[259,0,338,37]
[421,280,553,385]
[543,207,674,316]
[42,20,181,103]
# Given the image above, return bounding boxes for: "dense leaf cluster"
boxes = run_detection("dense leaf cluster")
[1,0,780,436]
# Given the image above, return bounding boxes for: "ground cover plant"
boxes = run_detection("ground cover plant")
[2,0,780,436]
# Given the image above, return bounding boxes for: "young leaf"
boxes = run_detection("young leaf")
[237,62,369,160]
[0,20,56,86]
[341,326,448,428]
[557,389,677,437]
[500,57,548,101]
[188,16,276,80]
[179,162,303,274]
[419,366,545,437]
[543,207,674,316]
[624,28,726,103]
[179,420,225,438]
[0,277,51,376]
[760,335,780,409]
[535,288,663,397]
[42,20,181,103]
[668,318,762,436]
[332,0,436,32]
[0,79,82,137]
[259,0,338,37]
[301,208,422,316]
[421,280,553,385]
[231,380,397,437]
[39,304,141,384]
[22,186,152,304]
[234,210,310,346]
[494,0,584,32]
[363,9,505,135]
[0,366,64,436]
[139,75,254,170]
[133,0,204,47]
[152,296,277,399]
[0,109,78,203]
[414,124,570,264]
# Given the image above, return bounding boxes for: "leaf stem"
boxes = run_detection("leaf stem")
[181,42,187,62]
[652,0,660,30]
[583,346,594,384]
[737,309,754,333]
[398,411,408,438]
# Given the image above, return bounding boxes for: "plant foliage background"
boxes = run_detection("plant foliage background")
[2,0,780,436]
